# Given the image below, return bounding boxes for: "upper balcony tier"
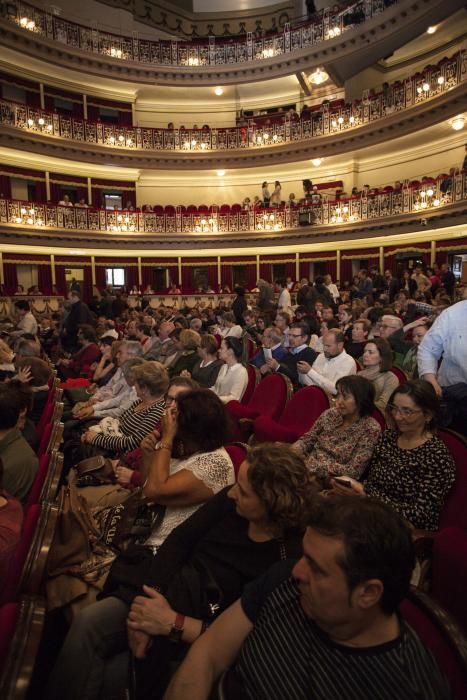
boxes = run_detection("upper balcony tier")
[1,171,466,251]
[1,50,465,168]
[0,0,464,86]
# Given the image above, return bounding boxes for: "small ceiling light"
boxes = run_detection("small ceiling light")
[426,188,434,197]
[337,116,344,124]
[27,118,34,126]
[349,115,355,124]
[451,115,465,131]
[20,16,28,26]
[38,117,45,126]
[217,169,225,177]
[311,158,322,167]
[26,20,35,30]
[309,68,329,85]
[422,82,430,92]
[214,87,223,96]
[437,76,445,85]
[427,26,437,34]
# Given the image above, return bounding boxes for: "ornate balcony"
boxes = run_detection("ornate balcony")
[0,50,465,167]
[0,172,465,250]
[0,0,463,85]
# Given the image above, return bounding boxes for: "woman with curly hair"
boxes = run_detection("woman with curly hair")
[46,444,310,700]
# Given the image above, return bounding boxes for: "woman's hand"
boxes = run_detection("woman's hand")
[161,406,178,441]
[116,465,134,485]
[330,477,365,496]
[141,429,161,453]
[81,430,96,445]
[16,366,32,383]
[127,628,152,659]
[127,586,175,637]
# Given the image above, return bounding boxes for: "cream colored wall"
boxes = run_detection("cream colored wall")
[10,178,29,200]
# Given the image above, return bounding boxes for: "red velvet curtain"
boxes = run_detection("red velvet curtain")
[126,266,139,290]
[54,265,67,295]
[326,260,337,282]
[95,266,106,291]
[49,181,62,203]
[207,264,218,290]
[181,266,193,292]
[142,266,153,288]
[299,261,310,280]
[0,175,11,199]
[285,261,295,280]
[259,263,271,282]
[82,267,93,302]
[91,188,104,209]
[246,265,257,291]
[38,264,52,294]
[3,263,17,294]
[221,265,232,290]
[340,259,353,286]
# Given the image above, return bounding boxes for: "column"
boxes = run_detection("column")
[430,240,436,267]
[50,254,56,285]
[45,171,50,201]
[39,83,45,110]
[91,256,96,286]
[256,254,260,281]
[336,250,341,285]
[87,178,92,206]
[217,256,221,286]
[131,101,136,126]
[295,252,299,281]
[178,256,182,286]
[138,256,142,286]
[83,94,88,120]
[0,251,3,286]
[379,246,384,274]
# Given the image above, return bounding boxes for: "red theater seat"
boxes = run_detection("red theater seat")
[225,443,247,477]
[253,386,329,443]
[241,365,260,406]
[227,373,292,440]
[437,430,467,530]
[431,527,467,635]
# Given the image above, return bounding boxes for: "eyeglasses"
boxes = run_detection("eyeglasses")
[289,333,304,338]
[387,404,422,417]
[165,394,178,404]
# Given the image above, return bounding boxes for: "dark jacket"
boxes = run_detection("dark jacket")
[232,295,248,326]
[277,346,318,385]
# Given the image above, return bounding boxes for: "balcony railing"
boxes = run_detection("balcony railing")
[3,0,392,67]
[0,50,463,153]
[0,173,464,235]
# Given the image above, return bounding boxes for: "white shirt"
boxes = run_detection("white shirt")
[224,325,243,339]
[16,311,38,336]
[278,288,292,313]
[326,282,340,302]
[211,362,248,403]
[417,300,467,387]
[299,350,356,394]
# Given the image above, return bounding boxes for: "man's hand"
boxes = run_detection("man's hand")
[128,586,175,637]
[297,361,312,374]
[423,373,443,397]
[127,627,152,659]
[75,405,94,419]
[265,358,279,371]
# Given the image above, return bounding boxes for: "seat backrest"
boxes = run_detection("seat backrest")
[25,453,51,510]
[0,602,19,676]
[280,386,330,435]
[248,373,292,421]
[432,527,467,635]
[0,597,46,699]
[371,407,386,430]
[0,504,41,604]
[39,451,64,504]
[390,367,407,384]
[36,400,53,436]
[225,443,247,477]
[19,502,59,598]
[400,588,467,700]
[241,365,260,405]
[37,422,53,457]
[438,430,467,530]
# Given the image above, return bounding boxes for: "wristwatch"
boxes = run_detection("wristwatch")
[168,612,185,643]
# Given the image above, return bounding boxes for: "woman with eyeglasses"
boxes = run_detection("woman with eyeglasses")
[332,379,455,531]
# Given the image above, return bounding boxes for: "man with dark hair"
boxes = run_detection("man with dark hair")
[57,324,100,379]
[12,299,38,336]
[266,322,317,386]
[0,383,38,503]
[165,497,450,700]
[298,328,356,394]
[62,290,95,351]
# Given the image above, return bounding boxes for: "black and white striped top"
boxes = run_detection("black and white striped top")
[222,561,451,700]
[91,398,165,455]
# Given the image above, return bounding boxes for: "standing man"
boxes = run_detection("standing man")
[61,290,95,351]
[440,263,456,300]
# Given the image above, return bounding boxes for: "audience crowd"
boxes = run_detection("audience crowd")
[0,257,465,699]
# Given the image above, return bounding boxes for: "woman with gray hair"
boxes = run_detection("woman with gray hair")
[219,311,243,339]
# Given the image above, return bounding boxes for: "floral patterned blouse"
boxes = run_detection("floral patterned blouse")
[363,430,455,530]
[293,408,381,479]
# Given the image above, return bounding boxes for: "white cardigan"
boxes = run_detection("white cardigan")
[211,363,249,404]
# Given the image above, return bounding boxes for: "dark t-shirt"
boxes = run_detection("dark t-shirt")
[222,561,451,700]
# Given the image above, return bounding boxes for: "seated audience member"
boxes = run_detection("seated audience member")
[57,324,101,379]
[243,311,261,345]
[337,304,353,338]
[293,375,380,480]
[91,337,118,388]
[47,389,235,618]
[167,282,181,295]
[324,273,340,303]
[47,444,309,700]
[165,497,450,700]
[297,329,356,394]
[0,383,38,503]
[0,465,23,595]
[211,337,248,404]
[181,334,223,387]
[358,338,399,412]
[266,322,317,386]
[345,318,370,360]
[12,300,38,336]
[14,356,52,424]
[219,312,243,340]
[79,361,168,458]
[144,321,177,364]
[58,194,74,207]
[74,198,88,208]
[401,320,431,378]
[189,318,203,334]
[136,324,152,353]
[0,339,15,380]
[273,311,291,348]
[249,326,288,374]
[332,380,455,531]
[168,329,201,378]
[14,334,42,359]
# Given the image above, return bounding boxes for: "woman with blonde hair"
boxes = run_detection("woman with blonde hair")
[168,329,201,378]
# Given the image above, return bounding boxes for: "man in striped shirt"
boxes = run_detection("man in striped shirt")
[165,497,451,700]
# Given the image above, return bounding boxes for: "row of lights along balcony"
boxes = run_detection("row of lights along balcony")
[0,51,463,152]
[1,173,463,234]
[7,0,392,67]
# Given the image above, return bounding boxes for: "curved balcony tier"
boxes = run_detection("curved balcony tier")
[1,172,466,250]
[0,0,463,85]
[1,56,465,168]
